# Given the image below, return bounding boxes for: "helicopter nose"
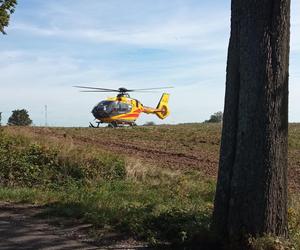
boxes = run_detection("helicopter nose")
[92,104,108,119]
[91,106,98,118]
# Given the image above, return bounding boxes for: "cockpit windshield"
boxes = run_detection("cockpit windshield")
[97,101,116,112]
[92,101,132,119]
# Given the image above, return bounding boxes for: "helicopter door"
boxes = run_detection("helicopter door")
[118,102,132,114]
[110,102,132,116]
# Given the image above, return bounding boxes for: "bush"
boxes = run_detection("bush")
[8,109,32,126]
[205,112,223,123]
[0,131,126,188]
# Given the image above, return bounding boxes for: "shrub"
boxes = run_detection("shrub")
[7,109,32,126]
[205,111,223,123]
[0,131,126,188]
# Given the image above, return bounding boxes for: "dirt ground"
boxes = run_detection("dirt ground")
[18,126,220,176]
[14,126,300,192]
[0,202,149,250]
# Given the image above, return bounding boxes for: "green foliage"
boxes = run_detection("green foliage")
[0,131,126,188]
[0,0,17,34]
[7,109,32,126]
[205,111,223,123]
[0,111,2,126]
[91,155,126,181]
[0,187,59,203]
[2,179,215,247]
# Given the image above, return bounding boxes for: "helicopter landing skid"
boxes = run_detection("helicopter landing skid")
[107,122,136,128]
[107,122,118,128]
[89,121,101,128]
[89,121,137,128]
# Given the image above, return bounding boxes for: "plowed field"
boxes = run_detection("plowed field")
[4,123,300,192]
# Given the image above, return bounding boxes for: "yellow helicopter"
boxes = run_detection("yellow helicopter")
[75,86,172,127]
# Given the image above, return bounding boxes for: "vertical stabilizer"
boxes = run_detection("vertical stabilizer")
[156,93,170,119]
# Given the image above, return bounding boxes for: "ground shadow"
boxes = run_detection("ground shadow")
[38,201,221,250]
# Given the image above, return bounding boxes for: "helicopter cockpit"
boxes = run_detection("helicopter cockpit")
[92,100,132,119]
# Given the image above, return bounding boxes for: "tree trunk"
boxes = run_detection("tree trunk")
[213,0,290,247]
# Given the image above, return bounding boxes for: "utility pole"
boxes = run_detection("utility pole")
[45,105,48,127]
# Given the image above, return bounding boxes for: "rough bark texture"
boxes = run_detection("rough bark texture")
[213,0,290,247]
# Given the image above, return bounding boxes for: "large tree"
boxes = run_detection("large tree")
[8,109,32,126]
[213,0,290,247]
[0,0,17,34]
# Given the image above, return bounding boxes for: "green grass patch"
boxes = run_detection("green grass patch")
[0,187,57,203]
[0,179,215,247]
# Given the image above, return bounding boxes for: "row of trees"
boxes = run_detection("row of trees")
[0,109,32,126]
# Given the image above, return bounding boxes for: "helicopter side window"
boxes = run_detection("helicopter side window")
[107,102,128,115]
[119,103,132,112]
[111,102,131,115]
[109,102,119,114]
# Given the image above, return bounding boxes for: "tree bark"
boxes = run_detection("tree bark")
[213,0,290,247]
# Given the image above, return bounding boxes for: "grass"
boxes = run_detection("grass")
[0,176,216,247]
[0,124,300,249]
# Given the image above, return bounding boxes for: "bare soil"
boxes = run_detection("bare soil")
[11,125,299,192]
[19,126,220,177]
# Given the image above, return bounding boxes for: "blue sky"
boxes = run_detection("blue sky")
[0,0,299,126]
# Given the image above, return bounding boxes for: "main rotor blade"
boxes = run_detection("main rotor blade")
[130,91,160,93]
[74,86,120,92]
[80,90,159,93]
[127,86,174,91]
[79,90,117,92]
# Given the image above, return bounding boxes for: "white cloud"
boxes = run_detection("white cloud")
[11,20,228,52]
[0,48,227,126]
[10,0,230,52]
[1,0,299,126]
